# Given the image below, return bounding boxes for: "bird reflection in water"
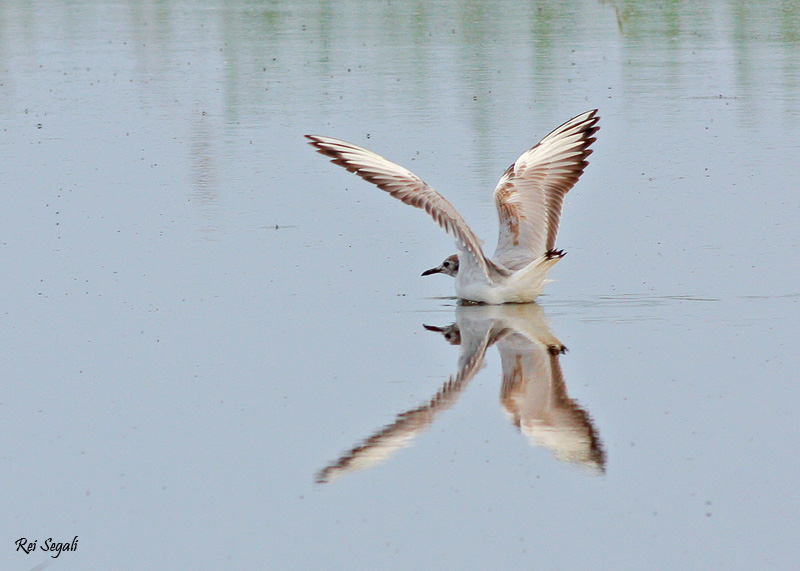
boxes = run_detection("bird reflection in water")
[316,303,605,484]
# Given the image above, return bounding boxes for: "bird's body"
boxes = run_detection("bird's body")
[306,110,599,304]
[453,248,564,304]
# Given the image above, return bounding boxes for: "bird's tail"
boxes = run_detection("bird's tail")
[509,250,565,296]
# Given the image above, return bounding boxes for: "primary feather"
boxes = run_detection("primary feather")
[492,110,599,270]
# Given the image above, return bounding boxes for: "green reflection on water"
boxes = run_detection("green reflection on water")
[1,1,798,150]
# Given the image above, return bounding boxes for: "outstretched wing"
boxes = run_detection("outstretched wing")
[306,135,500,280]
[492,110,600,270]
[315,326,497,484]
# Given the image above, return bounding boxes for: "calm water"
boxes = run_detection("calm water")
[1,1,799,569]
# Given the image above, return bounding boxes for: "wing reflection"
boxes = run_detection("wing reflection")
[490,304,605,472]
[316,304,604,484]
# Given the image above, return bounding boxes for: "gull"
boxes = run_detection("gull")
[306,110,599,304]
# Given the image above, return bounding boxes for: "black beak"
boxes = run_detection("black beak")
[423,324,446,332]
[421,266,442,276]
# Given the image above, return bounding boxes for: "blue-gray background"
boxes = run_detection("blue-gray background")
[1,1,798,569]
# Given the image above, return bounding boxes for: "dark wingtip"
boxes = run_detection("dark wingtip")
[305,134,324,152]
[545,249,566,260]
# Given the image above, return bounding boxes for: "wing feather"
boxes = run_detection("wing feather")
[306,135,499,280]
[492,110,600,270]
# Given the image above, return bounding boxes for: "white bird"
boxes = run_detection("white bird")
[306,110,599,304]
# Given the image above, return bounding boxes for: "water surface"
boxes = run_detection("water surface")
[1,2,799,569]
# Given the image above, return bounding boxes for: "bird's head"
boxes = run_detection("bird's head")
[421,254,459,278]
